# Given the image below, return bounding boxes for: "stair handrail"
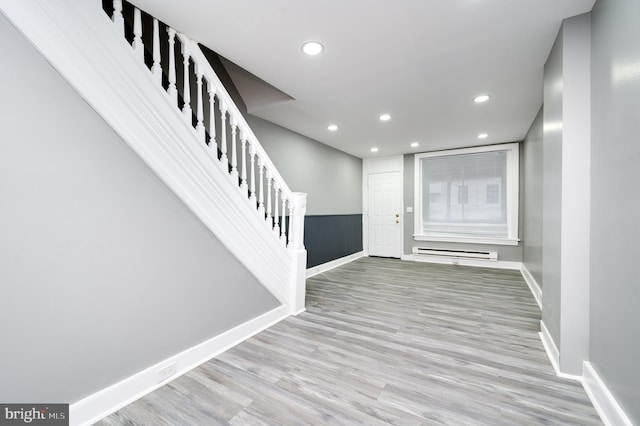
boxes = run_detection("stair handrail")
[179,35,292,197]
[106,0,305,252]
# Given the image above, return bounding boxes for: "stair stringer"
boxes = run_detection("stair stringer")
[0,0,295,308]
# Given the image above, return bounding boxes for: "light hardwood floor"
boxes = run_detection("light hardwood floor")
[97,257,602,425]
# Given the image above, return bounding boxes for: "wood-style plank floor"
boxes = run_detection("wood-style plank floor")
[97,257,602,425]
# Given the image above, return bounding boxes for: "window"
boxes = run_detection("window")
[486,184,499,204]
[414,143,519,245]
[457,184,468,205]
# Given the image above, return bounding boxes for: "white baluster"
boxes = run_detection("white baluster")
[195,66,205,142]
[132,8,144,61]
[266,170,273,223]
[167,28,177,106]
[249,144,257,204]
[112,0,124,36]
[181,40,192,119]
[281,196,287,243]
[230,118,238,181]
[207,83,216,149]
[219,102,228,164]
[274,184,280,235]
[240,132,248,192]
[151,18,162,85]
[257,158,265,216]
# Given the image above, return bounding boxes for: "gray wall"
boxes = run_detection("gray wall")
[0,14,278,404]
[590,0,640,421]
[541,28,564,348]
[532,2,639,413]
[522,108,544,285]
[541,14,592,375]
[403,154,524,262]
[558,12,591,377]
[247,115,364,267]
[247,115,362,216]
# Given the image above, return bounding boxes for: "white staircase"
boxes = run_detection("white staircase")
[0,0,307,313]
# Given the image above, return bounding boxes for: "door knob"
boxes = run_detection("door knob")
[395,214,399,217]
[396,220,400,224]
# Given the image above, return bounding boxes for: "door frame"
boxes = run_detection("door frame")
[363,155,404,257]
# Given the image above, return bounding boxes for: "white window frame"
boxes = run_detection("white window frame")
[413,143,520,246]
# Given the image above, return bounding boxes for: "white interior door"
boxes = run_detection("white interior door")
[368,171,403,258]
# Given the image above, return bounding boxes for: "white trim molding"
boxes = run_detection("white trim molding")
[520,264,542,309]
[539,320,561,376]
[539,321,582,381]
[582,362,633,426]
[413,235,520,246]
[401,254,522,270]
[306,251,366,278]
[70,305,289,426]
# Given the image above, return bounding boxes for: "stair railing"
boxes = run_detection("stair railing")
[104,0,306,255]
[103,0,307,313]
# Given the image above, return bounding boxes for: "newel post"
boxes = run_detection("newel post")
[288,192,307,315]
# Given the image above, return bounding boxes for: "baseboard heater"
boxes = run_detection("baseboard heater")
[412,247,498,261]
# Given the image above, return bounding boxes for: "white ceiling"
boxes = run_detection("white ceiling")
[132,0,594,159]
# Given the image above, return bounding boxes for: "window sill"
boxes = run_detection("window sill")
[413,234,520,246]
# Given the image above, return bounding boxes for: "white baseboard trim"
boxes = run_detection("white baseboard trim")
[401,254,522,270]
[539,320,561,375]
[539,320,582,381]
[290,307,306,316]
[70,305,289,426]
[306,251,366,278]
[583,362,633,426]
[520,264,542,309]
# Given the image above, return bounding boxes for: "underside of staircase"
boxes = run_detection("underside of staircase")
[0,0,307,424]
[0,0,307,310]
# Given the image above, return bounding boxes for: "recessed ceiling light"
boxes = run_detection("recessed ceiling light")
[302,41,323,56]
[370,147,379,152]
[411,142,420,148]
[328,124,338,131]
[478,133,489,139]
[474,95,491,103]
[379,114,391,121]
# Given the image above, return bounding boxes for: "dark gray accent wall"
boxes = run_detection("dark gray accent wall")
[305,215,363,268]
[402,154,524,262]
[523,108,544,287]
[541,28,564,348]
[590,0,640,421]
[0,14,278,404]
[247,115,363,267]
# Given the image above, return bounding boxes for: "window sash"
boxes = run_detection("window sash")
[414,143,519,245]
